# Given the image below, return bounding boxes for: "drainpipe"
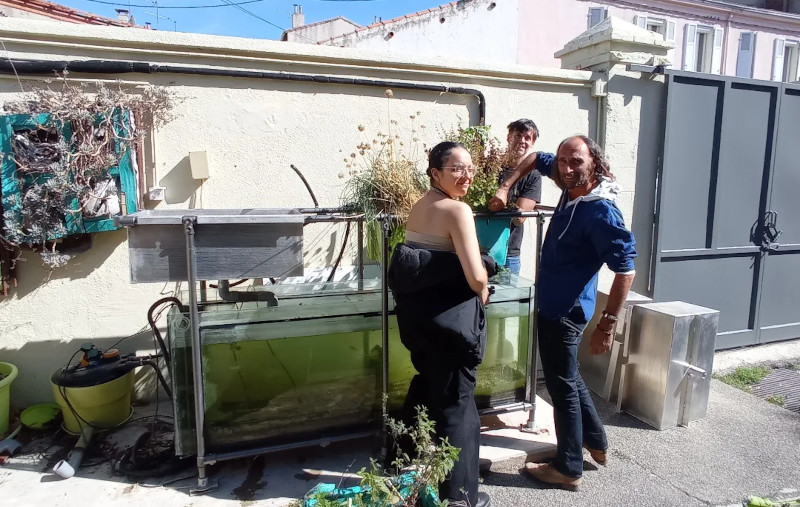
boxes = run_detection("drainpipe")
[722,12,733,75]
[592,76,608,148]
[0,59,487,126]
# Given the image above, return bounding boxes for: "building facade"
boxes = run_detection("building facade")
[307,0,800,82]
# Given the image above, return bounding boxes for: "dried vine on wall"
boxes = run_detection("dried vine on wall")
[0,79,177,290]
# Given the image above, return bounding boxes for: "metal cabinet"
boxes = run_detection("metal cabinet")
[619,302,719,430]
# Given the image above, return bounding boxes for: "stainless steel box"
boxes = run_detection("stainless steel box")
[579,290,652,402]
[116,208,305,283]
[620,301,719,430]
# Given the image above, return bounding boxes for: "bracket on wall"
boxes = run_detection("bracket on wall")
[626,63,667,74]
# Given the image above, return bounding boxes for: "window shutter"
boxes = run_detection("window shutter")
[736,32,755,78]
[684,24,697,71]
[773,38,786,81]
[588,7,606,28]
[667,21,676,43]
[634,15,647,29]
[711,27,724,74]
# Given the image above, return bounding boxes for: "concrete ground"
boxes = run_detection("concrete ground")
[1,344,799,507]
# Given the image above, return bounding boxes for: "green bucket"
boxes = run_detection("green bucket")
[0,362,19,437]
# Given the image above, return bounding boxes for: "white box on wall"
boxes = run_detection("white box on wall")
[189,151,210,180]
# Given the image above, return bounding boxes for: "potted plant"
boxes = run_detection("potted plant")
[301,405,457,507]
[340,117,428,260]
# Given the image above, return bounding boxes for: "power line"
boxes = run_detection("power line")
[219,0,286,33]
[83,0,267,8]
[219,0,319,43]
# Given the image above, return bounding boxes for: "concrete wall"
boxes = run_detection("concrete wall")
[285,18,361,43]
[0,5,60,21]
[323,0,520,64]
[0,17,597,406]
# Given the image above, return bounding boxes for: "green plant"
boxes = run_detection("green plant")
[444,125,511,212]
[714,366,770,392]
[303,399,457,507]
[765,394,786,407]
[340,101,428,258]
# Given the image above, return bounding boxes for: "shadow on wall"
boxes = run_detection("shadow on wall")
[0,331,167,409]
[11,229,127,300]
[160,154,201,205]
[609,72,666,297]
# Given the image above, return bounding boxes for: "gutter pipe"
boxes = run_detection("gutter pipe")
[0,58,486,125]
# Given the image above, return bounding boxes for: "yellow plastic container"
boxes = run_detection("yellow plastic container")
[0,362,19,437]
[51,369,134,434]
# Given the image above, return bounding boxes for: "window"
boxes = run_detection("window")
[588,7,606,29]
[634,15,675,41]
[683,24,723,74]
[736,32,756,78]
[773,38,800,82]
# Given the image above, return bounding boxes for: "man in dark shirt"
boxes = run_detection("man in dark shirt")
[500,119,541,275]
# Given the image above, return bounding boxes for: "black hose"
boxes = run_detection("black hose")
[140,360,172,398]
[147,297,183,368]
[327,221,352,283]
[290,164,319,208]
[114,428,193,479]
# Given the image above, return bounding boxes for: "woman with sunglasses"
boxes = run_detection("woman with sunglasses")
[387,141,494,507]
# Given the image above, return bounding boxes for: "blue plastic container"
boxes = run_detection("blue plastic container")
[304,471,439,507]
[475,217,511,267]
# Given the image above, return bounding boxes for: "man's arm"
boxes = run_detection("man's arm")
[489,152,554,211]
[589,273,634,355]
[511,197,537,226]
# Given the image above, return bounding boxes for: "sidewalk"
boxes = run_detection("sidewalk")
[1,374,799,506]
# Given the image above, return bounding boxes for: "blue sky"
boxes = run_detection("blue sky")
[55,0,446,40]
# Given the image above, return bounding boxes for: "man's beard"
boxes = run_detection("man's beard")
[563,173,590,189]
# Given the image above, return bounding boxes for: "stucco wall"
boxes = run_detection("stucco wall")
[0,17,596,406]
[286,18,360,43]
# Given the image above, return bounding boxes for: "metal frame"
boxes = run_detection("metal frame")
[176,207,552,493]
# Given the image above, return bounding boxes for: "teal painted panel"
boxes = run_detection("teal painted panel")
[0,109,138,243]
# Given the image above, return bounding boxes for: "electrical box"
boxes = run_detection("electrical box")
[189,151,210,180]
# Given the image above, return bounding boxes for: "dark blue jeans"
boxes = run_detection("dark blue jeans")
[505,255,521,275]
[537,313,607,478]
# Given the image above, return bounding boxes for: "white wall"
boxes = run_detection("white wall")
[0,5,62,22]
[0,17,595,406]
[323,0,520,64]
[286,18,360,43]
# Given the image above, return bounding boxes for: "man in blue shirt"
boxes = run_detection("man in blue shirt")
[490,135,636,491]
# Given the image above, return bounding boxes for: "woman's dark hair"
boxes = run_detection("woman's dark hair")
[551,135,614,190]
[426,141,466,184]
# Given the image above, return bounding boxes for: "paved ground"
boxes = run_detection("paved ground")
[1,344,799,507]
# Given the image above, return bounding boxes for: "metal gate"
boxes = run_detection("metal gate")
[653,70,800,350]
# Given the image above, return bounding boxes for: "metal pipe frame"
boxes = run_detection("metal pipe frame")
[183,216,218,495]
[524,213,547,431]
[179,207,551,491]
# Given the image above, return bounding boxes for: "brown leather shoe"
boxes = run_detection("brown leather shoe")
[583,445,608,466]
[524,462,582,491]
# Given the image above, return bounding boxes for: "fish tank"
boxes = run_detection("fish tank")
[168,275,533,456]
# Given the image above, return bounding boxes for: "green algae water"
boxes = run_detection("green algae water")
[169,277,533,455]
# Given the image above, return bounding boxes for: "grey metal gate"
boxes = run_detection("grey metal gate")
[653,70,800,350]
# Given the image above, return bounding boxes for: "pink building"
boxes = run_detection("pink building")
[301,0,800,82]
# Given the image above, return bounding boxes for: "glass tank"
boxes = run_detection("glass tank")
[168,275,533,456]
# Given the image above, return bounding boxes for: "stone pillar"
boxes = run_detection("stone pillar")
[555,17,673,295]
